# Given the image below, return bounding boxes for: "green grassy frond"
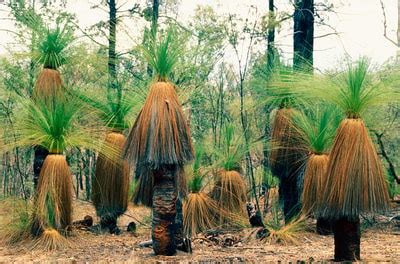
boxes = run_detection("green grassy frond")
[291,105,342,154]
[264,205,306,245]
[309,58,398,118]
[0,198,32,244]
[71,88,143,132]
[7,95,114,157]
[255,65,314,109]
[188,144,205,193]
[141,27,183,81]
[36,25,73,69]
[213,124,246,171]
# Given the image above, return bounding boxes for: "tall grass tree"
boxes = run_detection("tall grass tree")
[124,29,194,256]
[211,124,247,222]
[32,25,73,190]
[290,106,341,234]
[75,89,142,234]
[4,95,114,249]
[313,58,394,261]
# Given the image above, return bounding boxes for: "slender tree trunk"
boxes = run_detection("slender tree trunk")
[267,0,276,72]
[151,0,159,36]
[152,165,177,256]
[146,0,160,76]
[262,0,276,214]
[293,0,314,72]
[108,0,117,87]
[333,217,361,261]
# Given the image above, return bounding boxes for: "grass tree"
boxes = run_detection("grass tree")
[32,25,73,190]
[124,30,194,256]
[183,145,220,236]
[290,106,341,234]
[314,58,393,261]
[6,95,113,250]
[76,90,142,234]
[267,69,308,222]
[211,124,247,221]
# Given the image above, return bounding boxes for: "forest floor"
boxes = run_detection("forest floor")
[0,199,399,263]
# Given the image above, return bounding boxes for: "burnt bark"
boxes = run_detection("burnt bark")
[333,217,361,262]
[316,217,333,235]
[108,0,117,91]
[279,173,301,223]
[293,0,314,72]
[152,165,177,256]
[33,146,48,190]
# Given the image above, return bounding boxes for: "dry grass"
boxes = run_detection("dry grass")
[212,170,247,219]
[124,81,194,169]
[318,118,390,219]
[0,198,31,245]
[265,217,306,245]
[33,69,64,101]
[183,192,220,236]
[301,154,329,214]
[269,108,304,177]
[31,228,70,251]
[92,132,130,219]
[31,154,72,235]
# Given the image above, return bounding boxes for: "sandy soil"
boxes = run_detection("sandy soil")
[0,199,399,263]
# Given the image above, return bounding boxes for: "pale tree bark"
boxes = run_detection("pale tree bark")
[379,0,400,58]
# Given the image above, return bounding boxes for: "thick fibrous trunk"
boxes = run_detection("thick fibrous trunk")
[293,0,314,71]
[175,194,184,245]
[33,146,49,190]
[333,217,361,261]
[279,174,300,223]
[152,165,177,256]
[316,217,333,235]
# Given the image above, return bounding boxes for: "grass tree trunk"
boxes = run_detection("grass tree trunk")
[152,165,177,256]
[316,217,333,235]
[33,146,49,190]
[333,217,361,261]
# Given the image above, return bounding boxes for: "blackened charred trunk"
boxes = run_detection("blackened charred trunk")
[151,0,159,36]
[279,173,301,223]
[33,146,48,190]
[293,0,314,72]
[316,217,333,235]
[108,0,117,85]
[333,217,361,262]
[147,0,159,77]
[267,0,276,72]
[152,165,177,256]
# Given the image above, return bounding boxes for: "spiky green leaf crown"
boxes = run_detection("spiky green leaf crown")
[36,25,73,69]
[291,106,342,155]
[141,28,182,82]
[10,95,112,155]
[308,58,398,119]
[213,125,246,171]
[72,88,143,132]
[258,66,313,109]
